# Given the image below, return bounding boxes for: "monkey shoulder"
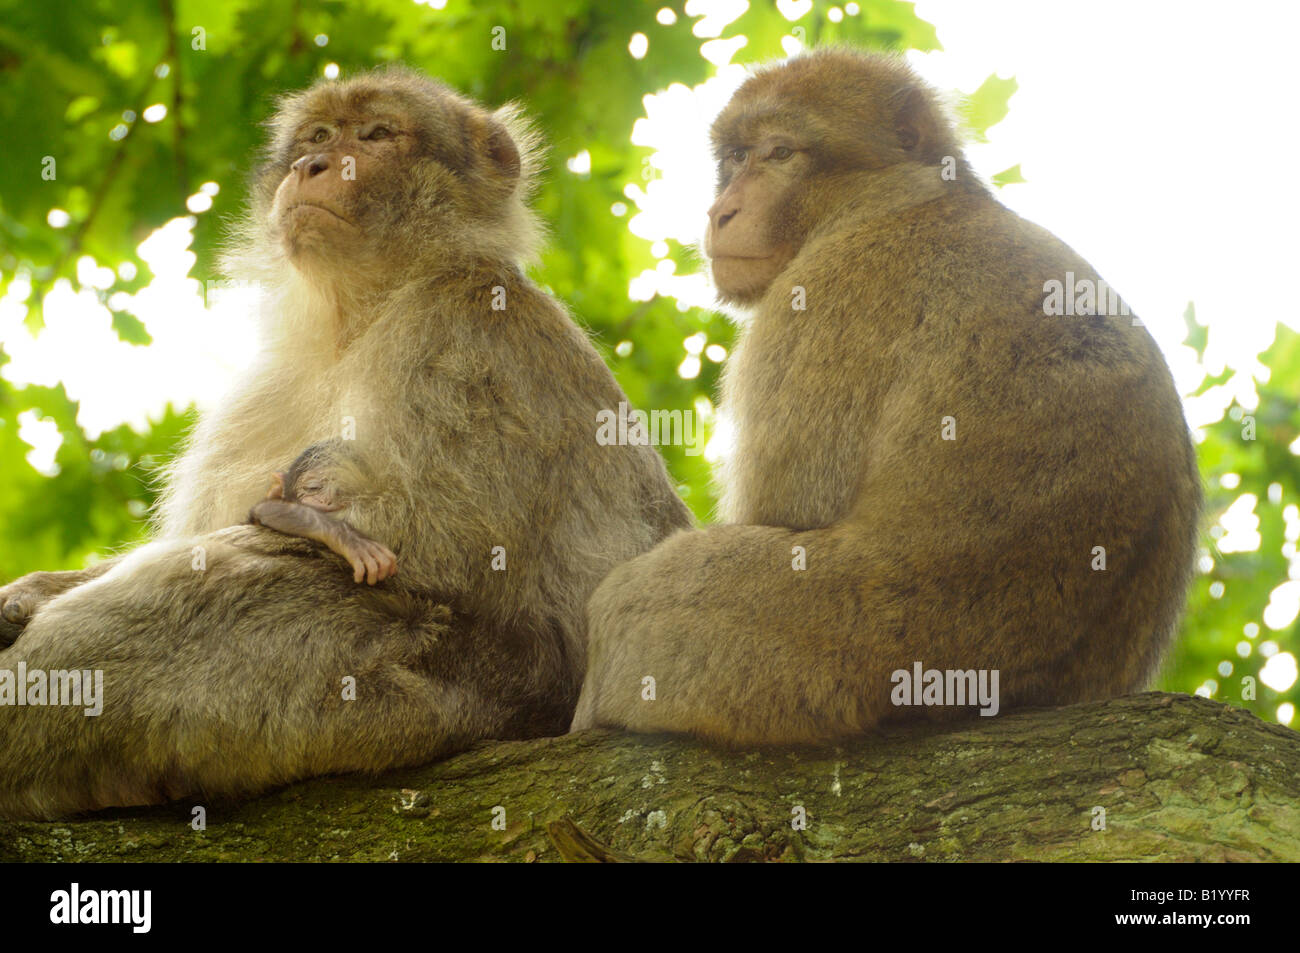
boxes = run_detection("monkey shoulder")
[416,278,665,468]
[786,196,1157,376]
[490,282,633,410]
[741,195,1185,495]
[501,284,691,531]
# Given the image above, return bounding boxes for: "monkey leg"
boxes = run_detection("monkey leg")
[0,526,572,820]
[572,524,894,743]
[572,522,1146,745]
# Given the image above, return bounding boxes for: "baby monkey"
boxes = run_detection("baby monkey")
[249,443,397,585]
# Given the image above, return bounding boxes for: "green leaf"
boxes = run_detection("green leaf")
[990,163,1025,187]
[961,71,1018,141]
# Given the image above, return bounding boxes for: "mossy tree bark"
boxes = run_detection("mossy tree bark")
[2,692,1297,862]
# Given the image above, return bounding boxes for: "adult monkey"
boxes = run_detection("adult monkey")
[572,50,1201,742]
[0,67,690,819]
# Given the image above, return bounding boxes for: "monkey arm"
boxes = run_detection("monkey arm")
[249,500,397,585]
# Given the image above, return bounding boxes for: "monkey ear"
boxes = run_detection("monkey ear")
[890,85,942,159]
[470,115,521,181]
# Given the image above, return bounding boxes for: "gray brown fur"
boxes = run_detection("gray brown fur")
[571,50,1201,743]
[0,67,690,819]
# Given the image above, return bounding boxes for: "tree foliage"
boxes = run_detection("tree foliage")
[0,0,1295,726]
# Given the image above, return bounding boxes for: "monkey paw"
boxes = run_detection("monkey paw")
[0,571,71,643]
[346,541,398,586]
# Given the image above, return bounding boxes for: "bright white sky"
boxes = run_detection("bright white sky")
[0,0,1297,706]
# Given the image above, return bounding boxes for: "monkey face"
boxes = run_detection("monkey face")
[704,52,962,308]
[259,70,526,273]
[284,473,341,512]
[278,443,345,511]
[269,113,414,264]
[705,93,838,307]
[704,135,810,305]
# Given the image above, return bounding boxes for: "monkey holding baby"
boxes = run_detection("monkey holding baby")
[0,68,690,819]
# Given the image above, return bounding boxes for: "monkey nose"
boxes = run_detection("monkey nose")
[708,200,739,231]
[292,154,331,177]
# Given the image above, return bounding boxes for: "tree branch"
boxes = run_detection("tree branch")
[2,692,1296,862]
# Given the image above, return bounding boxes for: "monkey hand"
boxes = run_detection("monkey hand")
[342,538,399,586]
[0,570,86,643]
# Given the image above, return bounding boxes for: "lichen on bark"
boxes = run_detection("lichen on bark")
[2,693,1296,862]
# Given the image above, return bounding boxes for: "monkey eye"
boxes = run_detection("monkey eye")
[767,146,794,161]
[310,127,330,144]
[363,125,393,140]
[727,148,748,164]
